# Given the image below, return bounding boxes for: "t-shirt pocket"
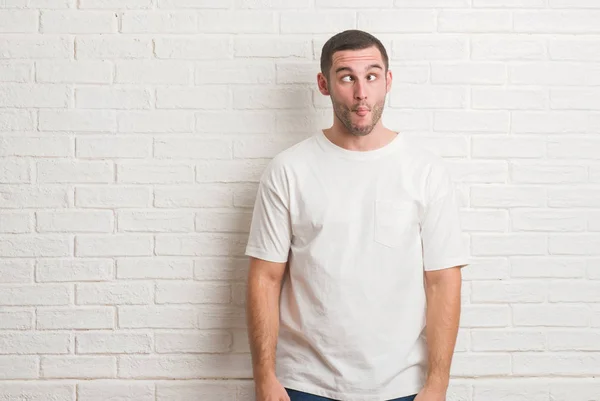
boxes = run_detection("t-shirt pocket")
[373,199,418,248]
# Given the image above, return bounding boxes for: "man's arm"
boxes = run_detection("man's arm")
[246,256,288,389]
[422,265,463,393]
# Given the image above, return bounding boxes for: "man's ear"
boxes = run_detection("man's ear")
[317,72,330,96]
[386,69,393,94]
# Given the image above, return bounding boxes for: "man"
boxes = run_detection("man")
[245,30,469,401]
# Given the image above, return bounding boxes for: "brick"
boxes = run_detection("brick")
[473,382,548,401]
[319,0,391,6]
[357,10,434,33]
[0,35,72,59]
[36,60,112,83]
[118,210,194,232]
[118,354,252,378]
[38,110,116,132]
[37,160,114,184]
[474,37,546,61]
[0,186,69,208]
[155,331,231,353]
[393,85,467,109]
[155,37,230,59]
[432,62,506,84]
[0,332,70,354]
[513,353,600,375]
[76,136,152,158]
[76,235,153,257]
[118,306,196,328]
[403,134,468,158]
[155,233,246,256]
[195,60,274,84]
[76,332,152,354]
[471,234,546,256]
[117,258,193,279]
[232,282,246,305]
[510,162,587,184]
[434,110,509,133]
[118,111,194,132]
[438,10,511,32]
[156,87,228,110]
[396,0,469,5]
[0,60,33,83]
[548,188,600,208]
[548,331,600,351]
[0,259,33,282]
[0,110,34,131]
[196,111,275,134]
[474,0,544,6]
[511,257,585,278]
[0,284,70,305]
[76,87,151,109]
[550,234,600,255]
[472,281,546,303]
[0,356,38,379]
[471,136,545,159]
[550,382,600,401]
[158,0,231,7]
[156,281,230,304]
[116,60,191,84]
[36,259,113,282]
[117,162,194,184]
[511,209,585,232]
[29,0,73,7]
[470,185,545,208]
[450,353,511,377]
[514,10,600,33]
[41,356,116,378]
[513,304,589,327]
[281,11,355,33]
[75,186,151,208]
[41,11,117,33]
[447,160,508,183]
[0,236,71,257]
[0,84,69,107]
[471,330,545,351]
[0,310,33,330]
[0,135,73,157]
[276,61,318,84]
[121,11,197,33]
[550,38,600,61]
[198,11,275,33]
[510,63,600,86]
[76,282,152,305]
[0,10,37,32]
[471,87,546,110]
[461,258,508,280]
[80,0,152,7]
[231,329,250,353]
[233,137,303,159]
[156,381,247,401]
[154,185,233,208]
[37,307,114,329]
[235,36,311,58]
[76,36,151,59]
[233,87,311,109]
[551,88,600,110]
[154,137,231,159]
[392,35,468,61]
[196,211,252,233]
[196,160,269,183]
[196,305,246,329]
[0,383,72,400]
[0,158,30,183]
[549,281,600,302]
[78,382,154,401]
[37,211,113,233]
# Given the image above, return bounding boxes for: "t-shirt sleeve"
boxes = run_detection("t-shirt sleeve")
[420,162,469,272]
[244,166,292,264]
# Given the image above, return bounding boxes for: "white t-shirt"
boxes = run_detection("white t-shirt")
[245,130,469,401]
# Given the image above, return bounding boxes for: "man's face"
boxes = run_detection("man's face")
[319,46,392,137]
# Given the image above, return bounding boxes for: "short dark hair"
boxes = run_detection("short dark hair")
[320,30,389,79]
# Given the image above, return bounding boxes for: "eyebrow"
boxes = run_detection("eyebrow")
[335,64,383,74]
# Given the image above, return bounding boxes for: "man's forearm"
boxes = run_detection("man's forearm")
[424,267,462,391]
[246,274,281,380]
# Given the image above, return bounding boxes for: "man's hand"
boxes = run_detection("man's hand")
[255,373,291,401]
[414,385,446,401]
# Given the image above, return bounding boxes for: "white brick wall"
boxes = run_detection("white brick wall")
[0,1,598,400]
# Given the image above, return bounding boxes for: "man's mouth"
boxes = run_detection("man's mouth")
[354,107,370,117]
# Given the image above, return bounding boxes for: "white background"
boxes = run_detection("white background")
[0,0,599,400]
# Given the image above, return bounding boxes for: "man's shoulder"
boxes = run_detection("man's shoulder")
[259,134,317,184]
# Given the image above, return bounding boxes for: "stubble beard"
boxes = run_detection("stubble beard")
[330,89,386,137]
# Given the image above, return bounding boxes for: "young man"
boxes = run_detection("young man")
[245,30,469,401]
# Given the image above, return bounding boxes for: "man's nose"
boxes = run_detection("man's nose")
[354,80,367,100]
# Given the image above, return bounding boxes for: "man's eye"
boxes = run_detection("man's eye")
[341,76,353,82]
[367,74,377,81]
